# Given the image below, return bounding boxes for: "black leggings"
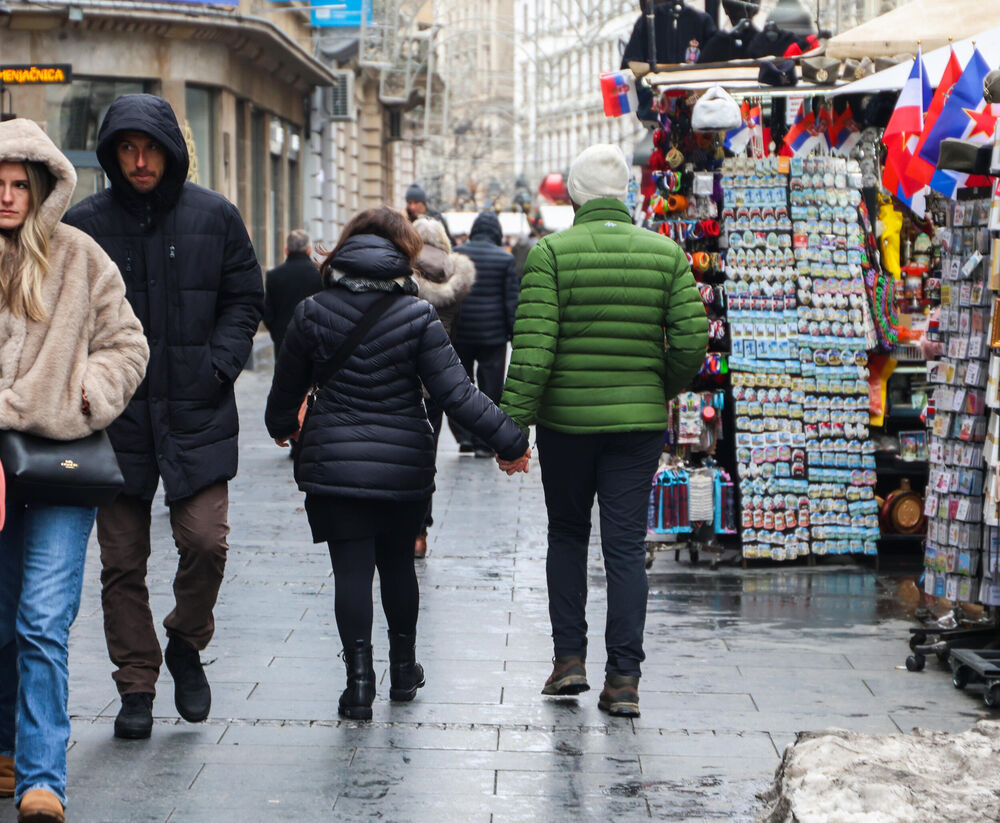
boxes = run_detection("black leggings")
[328,529,420,648]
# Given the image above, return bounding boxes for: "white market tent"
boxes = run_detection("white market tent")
[830,24,1000,96]
[443,211,530,238]
[826,0,999,60]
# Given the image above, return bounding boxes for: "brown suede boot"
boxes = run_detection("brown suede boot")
[0,754,13,798]
[17,788,64,823]
[541,656,590,695]
[598,674,640,718]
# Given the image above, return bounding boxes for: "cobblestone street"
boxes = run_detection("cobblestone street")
[1,360,989,823]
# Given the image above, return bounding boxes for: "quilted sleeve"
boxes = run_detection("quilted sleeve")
[499,240,559,434]
[661,251,709,401]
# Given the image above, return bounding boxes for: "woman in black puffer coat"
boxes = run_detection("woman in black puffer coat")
[265,208,528,720]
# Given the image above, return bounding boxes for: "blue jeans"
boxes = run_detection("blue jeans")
[0,501,96,806]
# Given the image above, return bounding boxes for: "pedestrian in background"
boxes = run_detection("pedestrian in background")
[0,118,148,823]
[265,207,527,721]
[64,94,264,741]
[404,182,454,245]
[411,215,477,558]
[452,210,520,457]
[499,144,708,718]
[262,229,322,357]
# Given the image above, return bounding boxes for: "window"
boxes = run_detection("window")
[45,76,154,208]
[185,85,217,189]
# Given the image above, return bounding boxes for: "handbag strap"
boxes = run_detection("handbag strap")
[313,292,398,394]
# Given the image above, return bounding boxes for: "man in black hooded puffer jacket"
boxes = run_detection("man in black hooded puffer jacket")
[64,94,263,740]
[452,210,520,457]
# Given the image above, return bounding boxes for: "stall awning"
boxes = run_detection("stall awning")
[825,0,1000,60]
[830,24,1000,95]
[645,62,842,97]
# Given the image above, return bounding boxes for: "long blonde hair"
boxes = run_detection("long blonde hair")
[0,161,53,321]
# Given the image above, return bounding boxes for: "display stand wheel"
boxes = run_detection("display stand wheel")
[984,683,1000,708]
[906,654,925,672]
[952,666,971,690]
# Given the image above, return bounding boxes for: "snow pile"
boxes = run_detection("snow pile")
[757,721,1000,823]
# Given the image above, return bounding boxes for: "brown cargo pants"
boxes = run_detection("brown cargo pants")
[97,482,230,696]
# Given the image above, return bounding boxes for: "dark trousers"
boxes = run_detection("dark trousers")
[536,426,664,677]
[327,501,427,649]
[451,341,507,450]
[97,482,230,695]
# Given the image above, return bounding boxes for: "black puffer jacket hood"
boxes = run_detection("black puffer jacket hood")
[96,94,189,223]
[469,211,503,246]
[327,234,413,282]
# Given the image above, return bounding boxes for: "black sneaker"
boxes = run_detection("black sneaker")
[474,447,494,459]
[459,442,475,453]
[164,636,211,723]
[114,693,154,739]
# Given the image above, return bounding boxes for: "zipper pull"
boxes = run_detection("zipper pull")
[169,244,176,260]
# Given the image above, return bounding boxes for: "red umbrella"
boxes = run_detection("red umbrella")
[538,173,569,204]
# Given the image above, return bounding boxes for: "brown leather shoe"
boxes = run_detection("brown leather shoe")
[0,754,13,798]
[17,789,65,822]
[598,674,640,718]
[541,655,590,695]
[414,534,427,559]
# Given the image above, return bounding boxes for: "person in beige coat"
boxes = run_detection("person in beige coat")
[411,216,476,558]
[0,118,148,823]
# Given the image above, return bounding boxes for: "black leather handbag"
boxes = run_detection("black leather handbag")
[0,429,124,507]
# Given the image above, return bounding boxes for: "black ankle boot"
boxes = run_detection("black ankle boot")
[338,640,375,720]
[388,631,425,702]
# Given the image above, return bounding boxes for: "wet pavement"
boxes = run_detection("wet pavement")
[1,352,991,822]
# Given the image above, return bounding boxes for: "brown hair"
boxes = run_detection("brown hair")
[0,160,55,321]
[320,207,423,283]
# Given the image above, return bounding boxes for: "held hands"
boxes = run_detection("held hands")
[274,428,301,447]
[496,448,531,476]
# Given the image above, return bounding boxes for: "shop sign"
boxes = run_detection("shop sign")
[0,64,72,85]
[309,0,372,28]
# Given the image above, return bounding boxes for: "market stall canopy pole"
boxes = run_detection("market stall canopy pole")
[830,24,1000,96]
[825,0,1000,60]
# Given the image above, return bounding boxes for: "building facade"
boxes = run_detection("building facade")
[513,0,648,196]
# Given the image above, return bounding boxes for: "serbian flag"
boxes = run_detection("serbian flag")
[830,104,862,157]
[881,48,932,198]
[782,101,821,156]
[918,47,997,198]
[600,70,639,117]
[904,47,962,193]
[724,101,761,154]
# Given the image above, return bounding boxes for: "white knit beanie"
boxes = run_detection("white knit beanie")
[566,144,630,205]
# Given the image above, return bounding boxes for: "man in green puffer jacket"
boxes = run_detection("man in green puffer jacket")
[498,144,708,718]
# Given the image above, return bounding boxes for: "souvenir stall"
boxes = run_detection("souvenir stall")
[626,57,892,567]
[612,2,1000,572]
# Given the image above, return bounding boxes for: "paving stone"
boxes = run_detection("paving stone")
[0,367,978,823]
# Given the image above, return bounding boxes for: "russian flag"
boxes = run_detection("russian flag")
[724,102,761,154]
[904,47,963,194]
[918,47,996,198]
[881,47,932,199]
[829,104,862,157]
[600,70,639,118]
[782,102,820,156]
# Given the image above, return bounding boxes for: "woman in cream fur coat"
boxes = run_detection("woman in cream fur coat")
[0,118,148,823]
[411,216,476,558]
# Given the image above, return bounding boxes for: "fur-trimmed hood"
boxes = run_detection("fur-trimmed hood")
[0,118,78,238]
[0,119,148,440]
[414,245,476,310]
